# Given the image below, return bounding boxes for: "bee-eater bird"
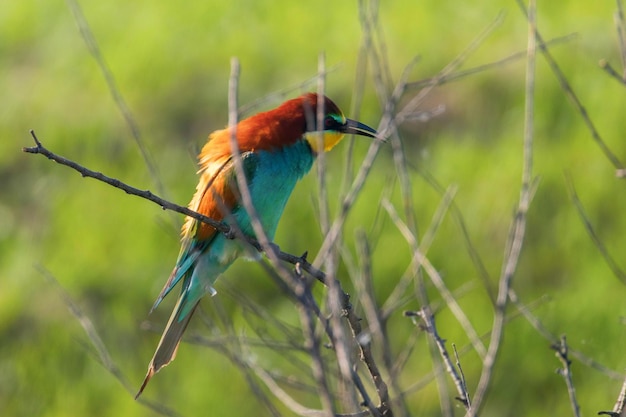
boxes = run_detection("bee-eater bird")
[136,92,378,398]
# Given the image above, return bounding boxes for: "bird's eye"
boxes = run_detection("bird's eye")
[324,116,337,130]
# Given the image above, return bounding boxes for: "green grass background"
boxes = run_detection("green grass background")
[2,1,626,416]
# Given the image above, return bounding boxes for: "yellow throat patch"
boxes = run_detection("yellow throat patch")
[304,131,346,153]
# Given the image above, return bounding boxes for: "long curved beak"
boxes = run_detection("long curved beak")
[341,118,378,138]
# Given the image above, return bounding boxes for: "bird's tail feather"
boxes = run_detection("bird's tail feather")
[135,294,199,399]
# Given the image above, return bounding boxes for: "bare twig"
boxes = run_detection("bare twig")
[195,305,283,417]
[618,0,626,77]
[599,0,626,84]
[453,344,471,409]
[516,0,624,170]
[353,231,409,414]
[599,59,626,86]
[65,0,170,204]
[407,34,576,90]
[405,309,470,410]
[552,336,581,417]
[382,199,487,359]
[316,52,330,235]
[237,66,341,116]
[402,293,549,397]
[296,279,336,417]
[344,294,391,417]
[413,167,495,304]
[564,173,626,284]
[508,289,625,380]
[252,365,370,417]
[312,0,391,270]
[36,265,181,417]
[390,11,505,133]
[227,58,284,268]
[470,2,537,412]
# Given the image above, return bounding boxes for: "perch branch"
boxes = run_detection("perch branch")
[552,336,581,417]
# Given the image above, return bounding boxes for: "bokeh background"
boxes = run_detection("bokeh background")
[2,1,626,416]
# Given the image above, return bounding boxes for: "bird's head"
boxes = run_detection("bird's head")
[207,93,378,159]
[298,93,378,153]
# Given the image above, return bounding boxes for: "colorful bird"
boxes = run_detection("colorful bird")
[136,93,378,397]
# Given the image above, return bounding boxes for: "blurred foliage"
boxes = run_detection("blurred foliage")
[2,0,626,416]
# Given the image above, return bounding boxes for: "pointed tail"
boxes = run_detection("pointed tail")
[135,295,199,399]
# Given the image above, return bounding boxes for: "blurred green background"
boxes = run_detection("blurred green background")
[2,0,626,416]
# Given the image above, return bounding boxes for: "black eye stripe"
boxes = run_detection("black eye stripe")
[304,114,343,132]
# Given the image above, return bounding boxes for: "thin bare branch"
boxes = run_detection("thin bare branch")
[412,167,496,304]
[390,11,505,133]
[296,279,336,417]
[313,0,392,270]
[252,365,370,417]
[343,296,391,417]
[65,0,170,204]
[517,0,624,169]
[238,66,341,116]
[552,336,581,417]
[470,2,537,412]
[36,265,181,417]
[407,34,576,90]
[354,231,409,414]
[406,309,470,410]
[382,199,487,359]
[599,59,626,85]
[564,173,626,284]
[452,344,472,409]
[599,0,626,83]
[227,58,280,264]
[316,52,330,235]
[508,289,625,380]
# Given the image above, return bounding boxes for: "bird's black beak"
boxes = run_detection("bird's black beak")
[342,118,378,138]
